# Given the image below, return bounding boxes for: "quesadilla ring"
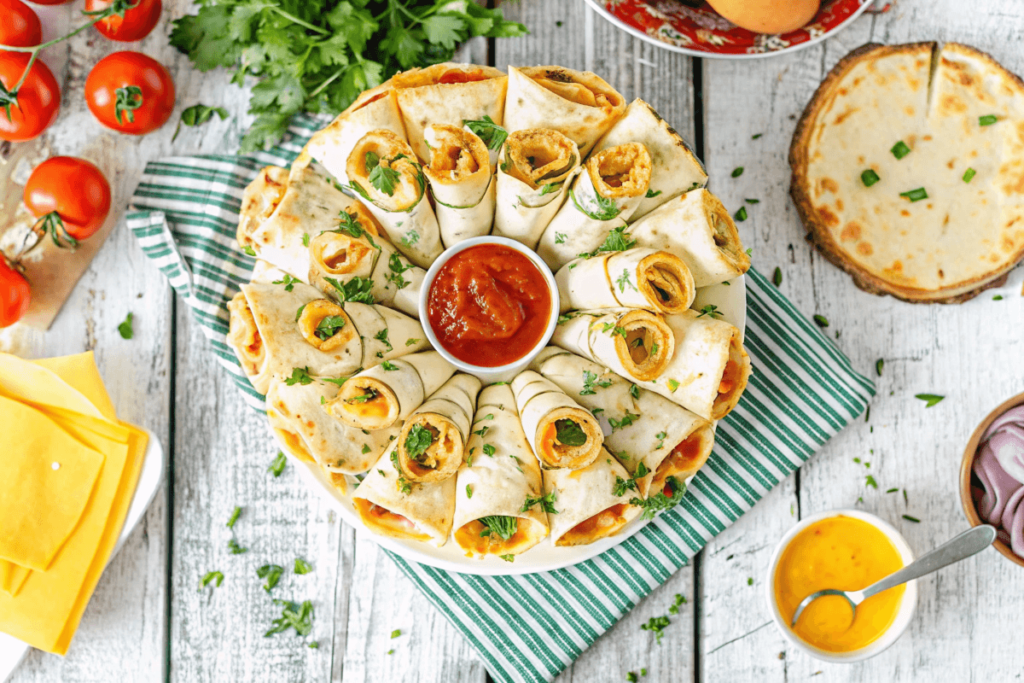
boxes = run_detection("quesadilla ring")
[543,448,642,547]
[550,308,676,383]
[555,248,695,315]
[453,383,550,559]
[391,63,508,163]
[504,66,626,157]
[629,188,750,288]
[326,351,454,431]
[352,441,456,546]
[492,128,582,249]
[531,347,714,497]
[592,98,707,221]
[511,370,604,470]
[396,373,482,484]
[423,123,496,248]
[536,142,653,270]
[237,165,288,252]
[346,129,443,268]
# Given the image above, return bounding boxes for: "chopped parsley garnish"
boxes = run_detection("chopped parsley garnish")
[391,629,401,639]
[400,229,420,247]
[876,359,884,376]
[479,515,518,541]
[199,570,223,591]
[334,210,364,237]
[473,425,490,438]
[554,232,567,244]
[613,462,650,496]
[654,431,667,450]
[345,388,378,404]
[324,276,375,304]
[539,183,560,196]
[265,599,313,637]
[374,327,393,353]
[390,450,412,495]
[268,451,287,477]
[285,366,314,386]
[570,189,622,221]
[993,295,1004,301]
[890,140,911,159]
[630,476,685,521]
[242,245,257,257]
[294,558,313,575]
[609,412,640,432]
[256,564,284,592]
[463,115,508,151]
[629,384,640,399]
[554,419,587,446]
[366,152,401,196]
[645,188,662,198]
[915,393,944,408]
[226,506,242,528]
[302,232,310,247]
[362,444,371,454]
[813,314,829,328]
[731,167,743,178]
[745,198,760,204]
[667,379,680,393]
[385,252,414,290]
[580,370,612,395]
[406,338,421,346]
[295,304,306,322]
[979,114,998,126]
[899,187,928,202]
[668,593,687,614]
[500,554,515,562]
[228,538,248,554]
[588,225,636,256]
[733,206,747,222]
[482,443,496,456]
[381,360,399,371]
[865,474,878,489]
[404,424,434,461]
[772,267,782,287]
[747,577,754,586]
[117,312,134,339]
[273,274,300,291]
[600,322,628,338]
[641,615,671,644]
[520,491,558,514]
[861,169,880,187]
[902,515,921,523]
[616,269,636,293]
[315,315,346,340]
[696,304,722,319]
[466,485,473,499]
[962,168,976,183]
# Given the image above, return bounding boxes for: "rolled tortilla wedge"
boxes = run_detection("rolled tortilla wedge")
[551,308,676,383]
[346,129,442,268]
[352,441,456,547]
[294,88,406,186]
[511,370,603,470]
[629,310,751,421]
[543,448,641,547]
[537,143,653,269]
[531,347,714,497]
[555,248,695,314]
[492,128,582,249]
[325,351,455,431]
[504,66,626,157]
[397,374,482,484]
[237,165,288,252]
[266,379,400,482]
[392,63,508,163]
[308,219,425,318]
[592,98,707,221]
[629,189,750,288]
[423,124,495,247]
[226,291,266,391]
[453,384,549,558]
[345,301,431,367]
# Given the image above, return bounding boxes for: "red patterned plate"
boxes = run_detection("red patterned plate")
[584,0,874,58]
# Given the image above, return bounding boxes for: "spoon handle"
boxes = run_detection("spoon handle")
[858,525,997,602]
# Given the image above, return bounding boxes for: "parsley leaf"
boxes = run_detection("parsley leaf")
[268,451,287,477]
[226,506,242,528]
[570,189,621,221]
[404,424,434,461]
[199,570,223,591]
[294,558,313,575]
[228,538,248,554]
[520,491,558,514]
[374,327,393,353]
[369,156,402,196]
[463,115,507,151]
[117,312,134,339]
[256,564,284,592]
[315,315,346,340]
[580,370,612,396]
[554,419,587,446]
[324,276,375,304]
[273,274,300,292]
[384,252,414,290]
[630,476,685,521]
[285,367,314,386]
[265,599,314,637]
[172,103,228,142]
[478,515,518,541]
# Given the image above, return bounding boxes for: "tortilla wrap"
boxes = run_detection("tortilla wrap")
[531,347,714,496]
[423,124,495,247]
[592,98,707,220]
[543,448,641,547]
[504,66,626,157]
[627,310,751,421]
[294,88,406,186]
[550,308,676,383]
[392,63,508,162]
[537,142,652,269]
[397,373,482,484]
[326,351,455,431]
[511,370,603,470]
[237,165,288,251]
[492,128,582,249]
[555,248,694,314]
[453,384,549,558]
[629,189,750,288]
[352,441,456,546]
[346,129,442,268]
[266,379,400,486]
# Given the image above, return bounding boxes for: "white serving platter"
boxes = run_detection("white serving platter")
[280,277,746,576]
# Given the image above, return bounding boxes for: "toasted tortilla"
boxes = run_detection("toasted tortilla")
[237,166,288,251]
[551,308,676,384]
[423,124,495,247]
[511,370,604,470]
[790,42,1024,303]
[396,374,481,484]
[555,248,695,315]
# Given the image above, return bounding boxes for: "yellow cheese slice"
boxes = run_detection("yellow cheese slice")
[32,352,117,420]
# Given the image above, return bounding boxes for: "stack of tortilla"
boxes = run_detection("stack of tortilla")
[227,61,755,562]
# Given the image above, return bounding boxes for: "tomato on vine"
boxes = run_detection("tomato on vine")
[0,257,30,328]
[0,53,59,141]
[85,0,162,43]
[0,0,42,48]
[85,51,175,135]
[24,157,112,243]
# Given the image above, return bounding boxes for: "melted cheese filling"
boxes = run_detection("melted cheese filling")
[652,433,705,491]
[558,503,630,546]
[533,76,612,108]
[274,428,316,464]
[454,518,539,556]
[354,498,431,542]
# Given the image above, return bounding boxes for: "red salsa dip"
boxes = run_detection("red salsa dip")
[427,244,552,367]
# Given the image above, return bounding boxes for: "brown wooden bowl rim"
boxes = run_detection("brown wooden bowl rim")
[960,390,1024,568]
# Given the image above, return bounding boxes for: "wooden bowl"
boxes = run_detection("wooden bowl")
[960,391,1024,568]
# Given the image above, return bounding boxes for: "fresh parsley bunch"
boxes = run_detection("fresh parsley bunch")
[170,0,527,151]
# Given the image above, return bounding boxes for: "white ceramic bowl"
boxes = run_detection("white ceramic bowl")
[418,236,560,381]
[765,509,918,663]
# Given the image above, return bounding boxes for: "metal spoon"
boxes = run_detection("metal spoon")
[791,524,997,627]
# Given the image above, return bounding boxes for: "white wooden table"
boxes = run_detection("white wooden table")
[6,1,1024,681]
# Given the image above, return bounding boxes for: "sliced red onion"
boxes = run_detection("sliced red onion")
[984,405,1024,484]
[973,443,1022,523]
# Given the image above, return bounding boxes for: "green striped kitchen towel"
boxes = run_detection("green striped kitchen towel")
[127,113,874,683]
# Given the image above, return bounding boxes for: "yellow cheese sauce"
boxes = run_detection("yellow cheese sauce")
[774,516,906,653]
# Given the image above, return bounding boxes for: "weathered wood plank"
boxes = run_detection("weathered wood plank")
[699,1,1024,681]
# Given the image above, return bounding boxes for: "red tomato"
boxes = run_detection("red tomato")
[0,0,42,48]
[27,0,73,4]
[0,53,60,141]
[0,257,30,328]
[85,0,162,43]
[85,51,174,135]
[24,157,112,241]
